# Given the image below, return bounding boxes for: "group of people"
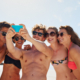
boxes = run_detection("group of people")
[0,21,80,80]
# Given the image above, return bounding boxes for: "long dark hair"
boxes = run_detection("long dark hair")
[59,25,80,46]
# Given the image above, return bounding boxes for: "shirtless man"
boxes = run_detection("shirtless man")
[0,22,10,63]
[6,24,53,80]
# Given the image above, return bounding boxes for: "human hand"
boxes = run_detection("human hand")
[19,24,31,41]
[24,44,31,50]
[6,24,16,39]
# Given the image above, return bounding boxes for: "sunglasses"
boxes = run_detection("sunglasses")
[32,31,44,37]
[0,31,7,36]
[45,32,56,38]
[58,32,66,37]
[14,36,25,41]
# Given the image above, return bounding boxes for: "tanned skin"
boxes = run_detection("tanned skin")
[6,24,53,80]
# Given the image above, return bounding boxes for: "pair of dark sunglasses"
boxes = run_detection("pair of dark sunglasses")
[14,36,25,41]
[32,31,44,37]
[45,32,56,38]
[58,32,66,37]
[0,31,7,36]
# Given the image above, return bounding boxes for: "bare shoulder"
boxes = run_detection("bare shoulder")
[70,44,80,54]
[69,45,80,58]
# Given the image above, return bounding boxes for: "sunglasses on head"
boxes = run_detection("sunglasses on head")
[45,32,56,38]
[58,32,66,37]
[32,31,44,37]
[0,31,7,36]
[14,36,25,41]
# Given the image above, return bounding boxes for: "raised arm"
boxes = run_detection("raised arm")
[29,38,53,57]
[19,24,53,58]
[6,27,23,59]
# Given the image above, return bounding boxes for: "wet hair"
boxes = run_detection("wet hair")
[59,25,80,46]
[32,24,47,38]
[0,21,10,30]
[47,26,58,37]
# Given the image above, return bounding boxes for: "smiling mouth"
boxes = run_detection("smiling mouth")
[48,39,53,41]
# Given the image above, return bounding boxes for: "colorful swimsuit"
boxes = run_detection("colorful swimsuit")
[68,42,77,70]
[51,56,68,66]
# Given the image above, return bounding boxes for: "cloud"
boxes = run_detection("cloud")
[58,0,63,2]
[53,15,62,22]
[78,23,80,26]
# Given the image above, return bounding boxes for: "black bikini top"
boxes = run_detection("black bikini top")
[4,55,21,69]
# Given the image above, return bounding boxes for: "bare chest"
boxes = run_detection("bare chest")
[52,49,67,60]
[22,50,48,63]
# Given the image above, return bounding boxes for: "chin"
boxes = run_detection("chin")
[48,41,53,44]
[59,41,63,44]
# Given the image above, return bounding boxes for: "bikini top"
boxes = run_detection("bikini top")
[68,42,77,70]
[51,56,68,66]
[4,55,21,69]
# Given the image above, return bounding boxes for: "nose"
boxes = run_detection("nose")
[18,38,22,41]
[35,33,39,37]
[48,34,52,38]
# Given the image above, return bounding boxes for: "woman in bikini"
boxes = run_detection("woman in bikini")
[58,25,80,80]
[1,34,26,80]
[46,27,76,80]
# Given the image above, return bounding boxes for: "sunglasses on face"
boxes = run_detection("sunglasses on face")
[14,36,25,41]
[0,31,7,36]
[45,32,56,38]
[58,32,66,37]
[32,31,44,37]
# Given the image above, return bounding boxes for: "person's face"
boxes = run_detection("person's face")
[46,29,57,44]
[58,29,71,44]
[0,27,9,44]
[13,34,25,47]
[32,29,45,41]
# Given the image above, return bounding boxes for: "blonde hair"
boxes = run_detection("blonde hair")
[32,24,47,37]
[47,26,58,36]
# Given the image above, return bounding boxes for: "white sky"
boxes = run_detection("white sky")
[0,0,80,70]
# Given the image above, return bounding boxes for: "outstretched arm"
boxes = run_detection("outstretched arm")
[29,38,53,57]
[6,26,23,59]
[19,24,53,58]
